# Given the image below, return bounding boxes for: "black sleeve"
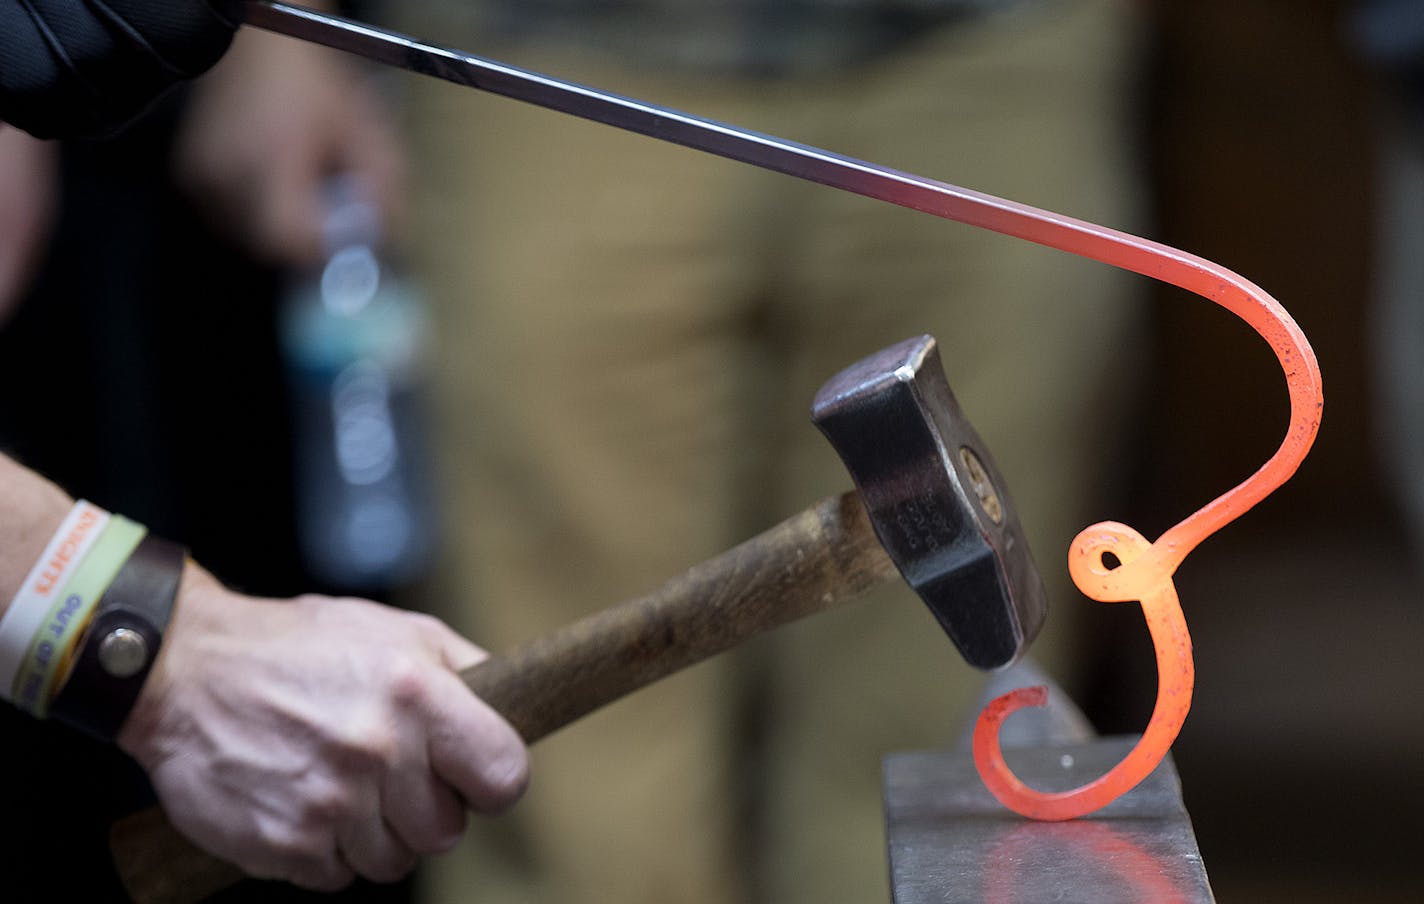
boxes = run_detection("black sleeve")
[0,0,245,139]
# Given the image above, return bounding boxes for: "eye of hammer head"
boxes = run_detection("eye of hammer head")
[811,335,1046,670]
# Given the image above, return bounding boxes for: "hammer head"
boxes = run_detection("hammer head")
[812,335,1046,670]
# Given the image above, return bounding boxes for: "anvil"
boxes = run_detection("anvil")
[883,666,1215,903]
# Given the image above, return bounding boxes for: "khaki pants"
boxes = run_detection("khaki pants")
[403,1,1143,900]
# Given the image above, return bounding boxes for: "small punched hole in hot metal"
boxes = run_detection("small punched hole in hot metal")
[1101,551,1122,571]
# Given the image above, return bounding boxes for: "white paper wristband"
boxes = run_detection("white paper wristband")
[0,500,111,702]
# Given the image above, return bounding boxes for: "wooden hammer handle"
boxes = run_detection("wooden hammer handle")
[111,492,896,903]
[459,491,895,741]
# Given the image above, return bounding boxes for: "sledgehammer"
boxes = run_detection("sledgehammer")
[110,334,1047,903]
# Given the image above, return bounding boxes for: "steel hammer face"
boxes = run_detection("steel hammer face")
[812,335,1046,670]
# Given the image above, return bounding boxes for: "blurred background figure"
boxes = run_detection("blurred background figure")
[0,127,55,324]
[0,10,422,901]
[389,0,1146,902]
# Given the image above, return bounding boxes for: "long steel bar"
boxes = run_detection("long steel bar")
[242,0,1086,242]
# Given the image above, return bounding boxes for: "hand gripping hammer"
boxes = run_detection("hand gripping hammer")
[111,334,1046,903]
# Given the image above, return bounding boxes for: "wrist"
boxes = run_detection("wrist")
[47,533,188,737]
[1,495,190,739]
[117,563,228,763]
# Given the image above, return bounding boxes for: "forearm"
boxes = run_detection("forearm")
[0,127,57,325]
[0,452,76,623]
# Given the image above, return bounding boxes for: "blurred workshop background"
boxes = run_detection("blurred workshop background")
[0,0,1420,902]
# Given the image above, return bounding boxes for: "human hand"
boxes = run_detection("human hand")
[118,566,528,890]
[0,126,57,325]
[0,0,242,138]
[175,27,406,266]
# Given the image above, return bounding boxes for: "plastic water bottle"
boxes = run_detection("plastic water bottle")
[280,178,436,591]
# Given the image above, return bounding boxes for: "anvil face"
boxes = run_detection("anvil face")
[883,738,1215,903]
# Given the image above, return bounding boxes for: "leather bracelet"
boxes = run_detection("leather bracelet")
[48,535,187,742]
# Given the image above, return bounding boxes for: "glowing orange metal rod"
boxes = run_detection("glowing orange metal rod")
[967,223,1321,820]
[247,0,1324,821]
